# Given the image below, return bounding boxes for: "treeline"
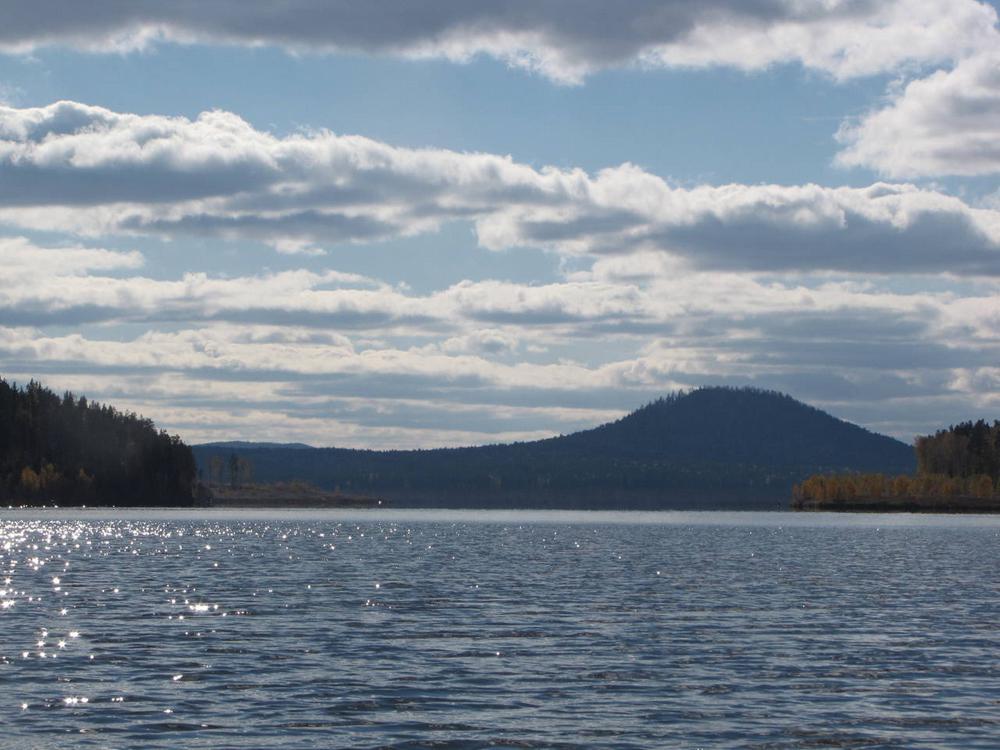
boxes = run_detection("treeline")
[0,379,197,505]
[195,443,810,511]
[197,443,799,496]
[916,420,1000,479]
[794,420,1000,505]
[793,472,998,503]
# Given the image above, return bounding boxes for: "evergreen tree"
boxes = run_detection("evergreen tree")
[0,377,196,506]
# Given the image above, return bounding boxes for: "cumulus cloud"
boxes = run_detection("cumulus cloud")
[0,235,143,277]
[0,1,996,84]
[2,101,1000,275]
[12,233,1000,348]
[0,236,428,328]
[483,179,1000,275]
[836,51,1000,177]
[440,329,521,356]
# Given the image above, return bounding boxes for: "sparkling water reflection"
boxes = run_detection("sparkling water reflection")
[1,509,997,749]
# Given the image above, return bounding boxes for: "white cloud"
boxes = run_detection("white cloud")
[481,178,1000,275]
[0,235,143,277]
[635,0,997,81]
[836,51,1000,177]
[5,235,1000,351]
[2,101,1000,276]
[441,329,521,356]
[0,236,425,328]
[0,1,996,84]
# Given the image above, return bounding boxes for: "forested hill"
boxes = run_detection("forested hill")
[0,379,197,506]
[194,387,916,510]
[543,388,913,470]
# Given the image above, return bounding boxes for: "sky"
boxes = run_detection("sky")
[0,0,999,448]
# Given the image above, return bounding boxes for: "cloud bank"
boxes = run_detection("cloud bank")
[5,4,998,181]
[1,1,996,84]
[2,101,999,275]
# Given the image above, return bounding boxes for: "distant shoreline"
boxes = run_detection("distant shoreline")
[792,495,1000,514]
[206,482,383,509]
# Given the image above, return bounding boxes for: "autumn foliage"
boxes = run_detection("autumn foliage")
[794,419,1000,506]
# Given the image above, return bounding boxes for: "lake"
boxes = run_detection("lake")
[1,509,997,748]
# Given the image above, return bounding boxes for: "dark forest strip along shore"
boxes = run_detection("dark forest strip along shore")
[1,378,198,506]
[792,495,1000,513]
[207,483,382,509]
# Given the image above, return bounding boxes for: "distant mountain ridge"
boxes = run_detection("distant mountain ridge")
[193,387,916,510]
[198,441,315,450]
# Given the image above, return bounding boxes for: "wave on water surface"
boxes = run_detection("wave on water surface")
[1,511,997,748]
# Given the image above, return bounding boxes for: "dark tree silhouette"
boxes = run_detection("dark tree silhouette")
[916,420,1000,480]
[0,378,197,506]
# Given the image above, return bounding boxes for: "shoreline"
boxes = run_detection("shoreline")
[4,504,999,519]
[206,482,383,509]
[792,495,1000,513]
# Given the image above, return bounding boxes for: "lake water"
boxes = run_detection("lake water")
[1,509,997,749]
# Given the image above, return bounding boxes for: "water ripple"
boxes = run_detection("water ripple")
[0,509,997,748]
